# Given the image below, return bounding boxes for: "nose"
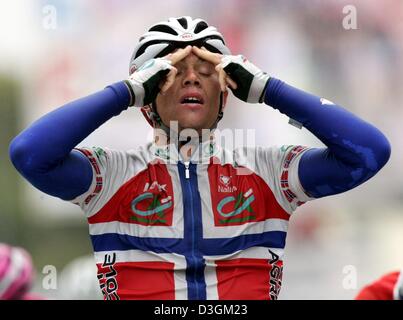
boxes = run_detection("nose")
[182,68,201,87]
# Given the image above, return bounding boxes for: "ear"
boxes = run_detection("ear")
[221,90,229,111]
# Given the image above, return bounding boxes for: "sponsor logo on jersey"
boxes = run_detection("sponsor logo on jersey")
[128,165,174,226]
[219,175,231,186]
[209,163,287,226]
[217,188,256,224]
[268,250,283,300]
[218,174,238,193]
[130,182,173,224]
[143,181,167,192]
[97,253,120,300]
[218,185,238,193]
[131,193,172,224]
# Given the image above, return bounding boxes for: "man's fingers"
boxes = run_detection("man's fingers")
[216,64,238,91]
[226,76,238,90]
[217,67,227,92]
[192,46,222,65]
[168,45,192,65]
[161,46,236,93]
[160,67,177,94]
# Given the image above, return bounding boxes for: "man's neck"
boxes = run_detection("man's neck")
[153,128,215,161]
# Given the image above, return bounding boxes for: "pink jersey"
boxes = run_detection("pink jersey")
[71,140,313,300]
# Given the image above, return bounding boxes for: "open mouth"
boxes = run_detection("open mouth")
[180,93,204,106]
[181,97,203,104]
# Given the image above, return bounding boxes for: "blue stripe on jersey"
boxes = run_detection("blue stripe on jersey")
[90,233,184,253]
[201,231,287,255]
[89,230,286,256]
[185,256,206,300]
[178,161,206,300]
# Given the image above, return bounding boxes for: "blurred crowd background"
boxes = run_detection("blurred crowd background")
[0,0,402,299]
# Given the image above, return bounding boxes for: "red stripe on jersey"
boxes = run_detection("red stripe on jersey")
[88,161,174,226]
[280,146,307,204]
[215,258,283,300]
[280,170,289,188]
[75,148,104,204]
[97,261,175,300]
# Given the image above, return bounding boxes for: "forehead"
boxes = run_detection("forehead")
[174,52,214,68]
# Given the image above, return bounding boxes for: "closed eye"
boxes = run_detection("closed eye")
[198,66,214,76]
[199,71,213,76]
[175,70,212,77]
[174,63,214,77]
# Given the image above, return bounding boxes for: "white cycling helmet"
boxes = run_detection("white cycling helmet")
[129,16,231,74]
[129,16,231,131]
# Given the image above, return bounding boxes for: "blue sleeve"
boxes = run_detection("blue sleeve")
[9,81,131,200]
[264,78,391,198]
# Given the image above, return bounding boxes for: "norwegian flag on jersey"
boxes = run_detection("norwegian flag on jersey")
[74,145,311,300]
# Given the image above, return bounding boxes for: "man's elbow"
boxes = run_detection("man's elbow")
[372,133,391,172]
[357,131,391,180]
[9,135,39,175]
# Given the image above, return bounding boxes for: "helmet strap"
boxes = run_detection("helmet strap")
[151,102,171,135]
[210,92,224,130]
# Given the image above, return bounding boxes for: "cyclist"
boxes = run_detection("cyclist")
[9,16,391,300]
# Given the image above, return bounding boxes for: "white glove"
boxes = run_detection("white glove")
[125,57,172,108]
[219,54,270,103]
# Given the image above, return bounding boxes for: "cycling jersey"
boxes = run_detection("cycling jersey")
[71,140,313,300]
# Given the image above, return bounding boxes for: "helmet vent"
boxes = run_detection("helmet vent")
[149,24,178,35]
[194,21,208,34]
[177,17,188,29]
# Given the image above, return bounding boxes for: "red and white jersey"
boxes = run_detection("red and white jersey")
[71,140,313,300]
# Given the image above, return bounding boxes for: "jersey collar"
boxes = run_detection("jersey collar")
[151,135,221,164]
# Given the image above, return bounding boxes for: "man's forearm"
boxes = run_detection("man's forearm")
[9,81,130,171]
[264,78,391,197]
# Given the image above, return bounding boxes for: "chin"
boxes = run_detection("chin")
[173,115,203,129]
[178,121,205,132]
[162,114,216,133]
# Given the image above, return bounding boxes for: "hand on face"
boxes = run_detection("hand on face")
[191,46,237,92]
[159,45,192,94]
[155,46,229,132]
[160,45,237,94]
[192,48,270,103]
